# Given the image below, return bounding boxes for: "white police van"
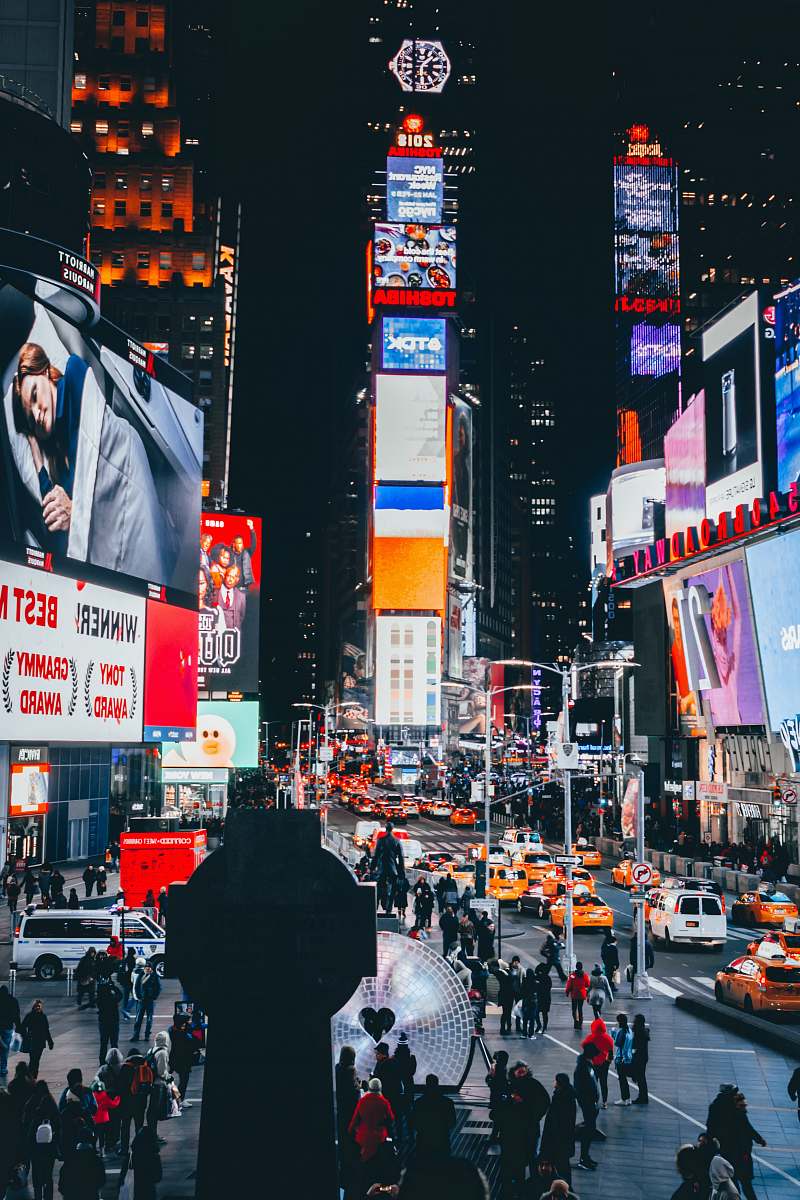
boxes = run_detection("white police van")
[12,909,165,980]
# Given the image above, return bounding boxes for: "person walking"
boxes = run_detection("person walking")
[167,1015,195,1107]
[789,1065,800,1124]
[439,906,459,957]
[486,1050,509,1152]
[156,887,168,927]
[21,1000,53,1078]
[441,874,459,912]
[458,912,475,950]
[582,1018,614,1109]
[95,866,107,897]
[534,962,552,1034]
[475,911,496,962]
[411,1073,456,1162]
[495,1077,533,1200]
[541,932,567,982]
[335,1045,361,1200]
[96,976,122,1065]
[347,1078,395,1179]
[521,967,540,1039]
[588,964,614,1020]
[631,1013,650,1105]
[566,962,590,1030]
[37,865,52,904]
[90,1080,120,1154]
[539,1073,577,1186]
[414,880,435,930]
[0,983,21,1080]
[115,1054,150,1158]
[130,964,160,1043]
[710,1154,741,1199]
[573,1045,600,1171]
[107,936,123,963]
[6,875,20,917]
[50,869,65,903]
[496,960,515,1035]
[461,884,475,915]
[509,955,524,1034]
[75,949,97,1010]
[8,1060,34,1122]
[130,1126,162,1200]
[509,1061,550,1174]
[707,1086,766,1200]
[22,867,38,906]
[23,1080,60,1200]
[82,865,97,898]
[119,949,138,1022]
[612,1013,634,1106]
[394,874,410,924]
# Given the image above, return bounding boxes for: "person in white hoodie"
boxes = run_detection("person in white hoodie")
[588,964,614,1019]
[710,1154,740,1199]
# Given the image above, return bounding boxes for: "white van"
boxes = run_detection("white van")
[499,828,542,854]
[353,820,381,849]
[647,888,726,948]
[13,909,166,980]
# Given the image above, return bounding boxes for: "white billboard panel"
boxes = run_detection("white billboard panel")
[375,615,441,727]
[375,374,447,483]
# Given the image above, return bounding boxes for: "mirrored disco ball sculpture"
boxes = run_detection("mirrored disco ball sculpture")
[331,931,474,1086]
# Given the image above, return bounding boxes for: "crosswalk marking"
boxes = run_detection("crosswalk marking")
[691,975,716,989]
[648,977,683,999]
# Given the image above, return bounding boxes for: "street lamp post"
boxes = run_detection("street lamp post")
[623,752,651,1000]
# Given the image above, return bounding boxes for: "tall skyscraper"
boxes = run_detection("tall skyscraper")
[71,0,238,507]
[0,0,74,126]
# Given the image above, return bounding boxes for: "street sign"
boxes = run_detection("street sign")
[318,746,333,763]
[631,862,653,887]
[555,854,581,866]
[469,898,499,924]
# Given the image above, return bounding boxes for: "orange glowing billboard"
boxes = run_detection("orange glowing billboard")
[373,537,446,611]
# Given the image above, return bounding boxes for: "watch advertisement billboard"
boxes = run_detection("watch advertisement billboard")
[198,513,262,694]
[746,527,800,731]
[664,392,706,540]
[375,374,446,482]
[374,615,441,727]
[775,280,800,491]
[677,558,764,728]
[373,225,456,294]
[450,396,472,581]
[162,699,259,769]
[380,316,447,373]
[386,157,444,224]
[703,291,762,516]
[0,563,144,741]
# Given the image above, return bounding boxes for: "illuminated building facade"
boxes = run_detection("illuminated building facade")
[71,0,238,507]
[614,123,681,466]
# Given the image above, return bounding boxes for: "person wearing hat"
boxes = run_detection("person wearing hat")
[392,1034,417,1144]
[373,1044,402,1128]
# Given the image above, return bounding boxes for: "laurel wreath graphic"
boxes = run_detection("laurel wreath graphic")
[84,661,94,718]
[2,650,14,714]
[129,666,138,717]
[68,659,78,716]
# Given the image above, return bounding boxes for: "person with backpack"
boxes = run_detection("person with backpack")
[96,976,122,1065]
[144,1031,172,1139]
[0,983,21,1079]
[565,962,590,1030]
[21,999,54,1078]
[116,1053,152,1157]
[541,932,567,982]
[23,1080,60,1200]
[75,949,97,1010]
[612,1013,634,1106]
[131,964,161,1043]
[588,964,614,1019]
[6,876,20,916]
[90,1080,120,1154]
[59,1091,96,1160]
[58,1140,105,1200]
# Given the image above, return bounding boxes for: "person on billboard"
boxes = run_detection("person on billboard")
[200,532,213,575]
[215,565,246,631]
[198,570,225,633]
[230,519,257,589]
[209,545,232,590]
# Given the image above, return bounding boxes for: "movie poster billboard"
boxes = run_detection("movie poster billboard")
[162,700,259,769]
[199,513,262,694]
[450,396,472,580]
[664,392,706,540]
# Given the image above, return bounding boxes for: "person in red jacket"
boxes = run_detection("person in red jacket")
[91,1081,121,1152]
[347,1077,395,1161]
[582,1017,614,1108]
[565,961,590,1029]
[106,937,123,962]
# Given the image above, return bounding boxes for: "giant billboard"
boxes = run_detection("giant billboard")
[373,485,447,539]
[450,396,472,581]
[372,537,446,611]
[374,615,441,727]
[775,281,800,492]
[386,157,444,224]
[380,317,447,373]
[162,700,259,769]
[373,225,456,295]
[664,392,706,540]
[199,512,261,694]
[746,528,800,732]
[375,374,446,482]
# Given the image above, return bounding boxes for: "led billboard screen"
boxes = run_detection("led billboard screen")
[380,316,447,372]
[664,392,706,540]
[372,537,446,611]
[450,396,472,581]
[10,747,48,816]
[199,513,262,694]
[630,320,681,378]
[746,528,800,731]
[614,162,679,235]
[386,157,444,224]
[775,281,800,491]
[375,615,441,727]
[455,656,489,736]
[143,599,197,742]
[609,463,665,554]
[375,374,446,482]
[162,699,259,769]
[374,485,446,539]
[662,576,701,733]
[615,233,679,298]
[373,225,456,293]
[703,291,762,516]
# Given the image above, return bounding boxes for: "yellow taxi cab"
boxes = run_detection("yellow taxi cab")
[611,858,662,889]
[450,807,477,827]
[516,869,597,917]
[487,864,529,904]
[571,843,602,868]
[714,953,800,1014]
[511,849,555,883]
[746,929,800,958]
[730,889,799,928]
[549,887,614,932]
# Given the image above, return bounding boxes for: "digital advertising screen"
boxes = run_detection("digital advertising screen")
[380,316,447,373]
[339,621,370,731]
[373,224,456,293]
[450,396,472,581]
[375,374,446,482]
[455,656,490,736]
[746,528,800,731]
[664,392,706,540]
[679,558,764,728]
[609,463,665,554]
[630,320,681,377]
[199,512,262,694]
[373,485,446,539]
[615,233,679,298]
[372,537,446,611]
[632,581,668,737]
[10,747,49,816]
[386,157,444,224]
[613,162,679,235]
[662,576,701,734]
[162,699,260,769]
[143,599,198,742]
[446,593,462,680]
[775,281,800,491]
[374,615,441,727]
[703,291,762,516]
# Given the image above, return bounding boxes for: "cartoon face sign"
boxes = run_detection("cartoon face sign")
[163,712,238,768]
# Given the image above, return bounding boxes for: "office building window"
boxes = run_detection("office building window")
[120,76,132,92]
[198,344,213,360]
[182,344,195,361]
[70,120,82,134]
[141,121,153,136]
[136,10,149,24]
[140,174,152,192]
[161,202,173,218]
[114,200,126,217]
[143,75,155,93]
[191,252,206,271]
[161,175,174,193]
[140,200,152,217]
[115,174,127,190]
[159,252,172,271]
[92,200,105,216]
[94,172,106,189]
[111,252,124,268]
[95,120,109,134]
[98,75,110,91]
[112,10,125,24]
[137,252,150,269]
[135,36,148,53]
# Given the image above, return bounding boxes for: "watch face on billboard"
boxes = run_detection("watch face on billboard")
[746,528,800,731]
[373,224,456,294]
[143,599,198,741]
[775,281,800,492]
[386,157,444,224]
[703,292,761,515]
[162,700,259,769]
[388,39,451,93]
[375,374,446,482]
[199,513,262,694]
[381,317,447,372]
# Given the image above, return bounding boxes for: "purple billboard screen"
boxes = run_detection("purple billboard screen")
[683,559,764,728]
[630,320,681,378]
[664,392,706,539]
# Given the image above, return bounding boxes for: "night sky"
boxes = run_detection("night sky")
[213,0,785,717]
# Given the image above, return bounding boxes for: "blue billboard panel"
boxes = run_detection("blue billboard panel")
[386,156,444,223]
[381,316,446,372]
[746,530,800,732]
[776,282,800,491]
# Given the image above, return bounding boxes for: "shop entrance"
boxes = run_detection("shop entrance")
[7,816,44,867]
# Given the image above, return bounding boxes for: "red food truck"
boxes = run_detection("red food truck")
[120,829,207,908]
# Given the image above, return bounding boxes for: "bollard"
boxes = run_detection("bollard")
[8,969,15,997]
[66,967,73,998]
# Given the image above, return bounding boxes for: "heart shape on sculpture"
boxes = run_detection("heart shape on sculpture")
[358,1006,396,1043]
